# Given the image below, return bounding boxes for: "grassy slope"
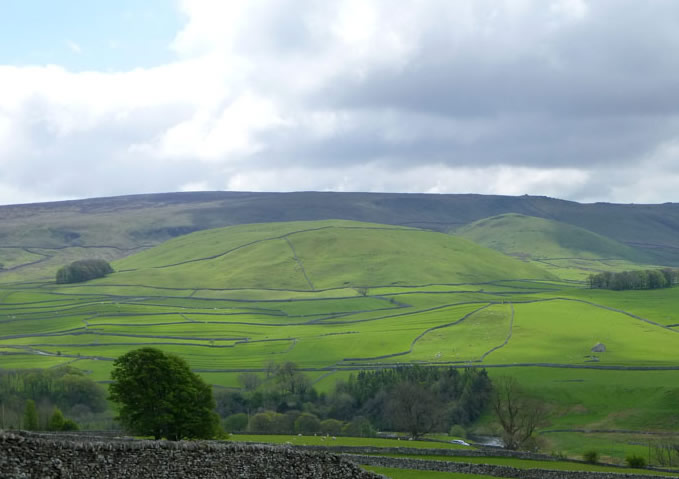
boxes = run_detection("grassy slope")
[106,220,556,290]
[2,192,678,284]
[1,218,679,463]
[456,213,652,262]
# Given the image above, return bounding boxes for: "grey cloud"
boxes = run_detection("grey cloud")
[3,0,679,204]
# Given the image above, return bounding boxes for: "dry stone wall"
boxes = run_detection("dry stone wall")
[0,431,383,479]
[352,455,679,479]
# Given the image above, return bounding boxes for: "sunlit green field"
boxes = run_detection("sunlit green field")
[373,454,679,477]
[1,219,678,464]
[364,467,497,479]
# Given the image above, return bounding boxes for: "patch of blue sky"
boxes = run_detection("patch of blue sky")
[0,0,183,71]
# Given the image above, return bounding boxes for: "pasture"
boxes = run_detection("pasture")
[1,219,678,462]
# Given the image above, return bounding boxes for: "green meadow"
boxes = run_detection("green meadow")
[1,218,678,463]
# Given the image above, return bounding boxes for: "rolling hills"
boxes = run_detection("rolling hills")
[1,196,679,462]
[1,192,679,285]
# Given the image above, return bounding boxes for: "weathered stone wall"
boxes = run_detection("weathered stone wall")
[0,431,383,479]
[292,443,567,460]
[351,455,678,479]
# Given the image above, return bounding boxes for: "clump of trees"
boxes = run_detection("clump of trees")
[0,367,107,430]
[56,259,114,284]
[588,269,677,291]
[109,347,220,440]
[217,363,492,439]
[22,401,79,431]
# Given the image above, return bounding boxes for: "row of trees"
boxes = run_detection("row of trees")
[588,268,677,290]
[56,259,114,284]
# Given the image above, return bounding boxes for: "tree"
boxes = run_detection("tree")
[384,381,442,438]
[48,407,65,431]
[294,412,321,434]
[320,418,344,435]
[223,413,249,433]
[109,347,219,440]
[62,419,79,431]
[491,377,548,450]
[273,361,310,396]
[238,372,261,392]
[23,399,38,431]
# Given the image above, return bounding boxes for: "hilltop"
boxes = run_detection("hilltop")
[456,213,653,263]
[108,220,555,290]
[1,192,679,283]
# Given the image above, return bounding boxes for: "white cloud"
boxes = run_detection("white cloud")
[179,181,211,192]
[0,0,678,204]
[135,91,289,161]
[223,163,589,200]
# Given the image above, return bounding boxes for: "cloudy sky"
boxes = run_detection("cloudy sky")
[1,0,678,205]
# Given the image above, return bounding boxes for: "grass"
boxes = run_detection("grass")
[1,219,678,465]
[456,213,654,263]
[363,467,497,478]
[233,434,469,450]
[103,221,555,291]
[377,454,679,477]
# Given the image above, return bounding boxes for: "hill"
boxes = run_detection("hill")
[110,220,556,290]
[1,192,679,283]
[456,213,653,262]
[1,217,679,461]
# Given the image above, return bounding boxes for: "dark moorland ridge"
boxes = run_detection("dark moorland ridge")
[2,191,679,264]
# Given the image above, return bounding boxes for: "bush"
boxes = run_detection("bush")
[341,416,376,438]
[448,424,466,438]
[294,412,321,434]
[583,450,599,464]
[550,450,567,460]
[61,419,79,431]
[248,412,273,433]
[320,419,344,435]
[48,407,65,431]
[272,412,295,434]
[223,413,248,433]
[626,455,646,468]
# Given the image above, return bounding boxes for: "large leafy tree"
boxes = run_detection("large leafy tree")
[109,347,219,440]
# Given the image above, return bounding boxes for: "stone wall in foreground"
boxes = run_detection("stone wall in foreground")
[0,431,383,479]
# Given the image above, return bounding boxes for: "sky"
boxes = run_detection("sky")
[1,0,678,206]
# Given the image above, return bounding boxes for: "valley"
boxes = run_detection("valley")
[1,194,678,468]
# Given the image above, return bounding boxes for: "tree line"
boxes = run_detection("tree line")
[4,348,548,450]
[0,367,108,430]
[588,268,677,291]
[56,259,114,284]
[216,363,493,439]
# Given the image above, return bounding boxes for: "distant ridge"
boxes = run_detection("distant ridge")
[1,191,678,268]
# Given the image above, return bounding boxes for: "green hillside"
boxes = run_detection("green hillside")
[109,220,555,290]
[1,216,679,464]
[456,214,652,262]
[2,192,679,285]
